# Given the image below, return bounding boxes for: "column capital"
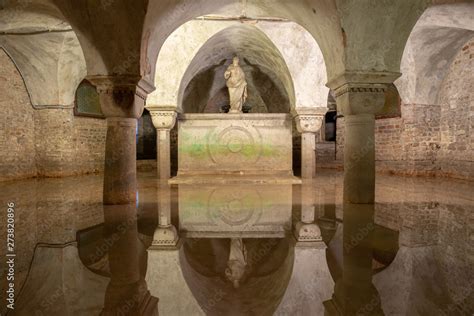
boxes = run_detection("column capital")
[327,71,401,117]
[294,107,326,134]
[147,106,179,130]
[87,75,154,119]
[333,82,388,116]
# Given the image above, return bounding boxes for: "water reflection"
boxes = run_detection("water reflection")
[101,204,158,315]
[325,203,385,315]
[1,172,473,315]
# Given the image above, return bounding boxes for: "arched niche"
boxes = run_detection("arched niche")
[177,24,294,114]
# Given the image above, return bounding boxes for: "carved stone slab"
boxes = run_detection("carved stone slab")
[177,113,293,176]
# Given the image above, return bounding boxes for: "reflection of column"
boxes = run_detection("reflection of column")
[295,108,326,179]
[89,76,153,205]
[324,204,383,315]
[150,183,179,249]
[294,180,322,242]
[147,106,178,180]
[102,205,158,315]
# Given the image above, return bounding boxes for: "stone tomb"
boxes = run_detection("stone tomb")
[170,113,299,183]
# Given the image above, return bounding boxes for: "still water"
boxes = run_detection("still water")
[0,170,472,315]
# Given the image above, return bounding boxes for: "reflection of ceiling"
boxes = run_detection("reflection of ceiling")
[180,237,293,315]
[14,244,107,315]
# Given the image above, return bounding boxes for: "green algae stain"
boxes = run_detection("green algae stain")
[179,130,282,160]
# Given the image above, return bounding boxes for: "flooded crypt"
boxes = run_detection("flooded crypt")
[0,1,473,316]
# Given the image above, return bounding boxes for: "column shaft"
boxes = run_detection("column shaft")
[158,184,171,227]
[103,117,138,205]
[301,181,315,223]
[343,114,375,204]
[301,132,316,179]
[157,129,171,179]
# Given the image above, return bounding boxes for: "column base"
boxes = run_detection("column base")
[150,225,180,249]
[294,222,322,242]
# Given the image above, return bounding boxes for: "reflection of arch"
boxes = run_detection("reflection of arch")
[396,3,474,105]
[176,24,295,112]
[180,237,293,315]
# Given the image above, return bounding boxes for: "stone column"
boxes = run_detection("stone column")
[89,76,154,205]
[147,106,178,180]
[295,108,326,179]
[331,80,389,210]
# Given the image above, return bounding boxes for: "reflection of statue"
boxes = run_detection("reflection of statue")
[225,238,248,288]
[225,56,248,113]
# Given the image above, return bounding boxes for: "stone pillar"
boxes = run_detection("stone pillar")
[89,76,154,205]
[295,108,326,179]
[331,81,389,209]
[147,106,178,180]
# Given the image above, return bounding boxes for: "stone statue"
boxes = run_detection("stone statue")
[225,56,248,113]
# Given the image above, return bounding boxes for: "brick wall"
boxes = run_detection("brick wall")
[0,48,36,180]
[333,38,473,181]
[0,48,106,181]
[34,110,106,177]
[437,39,474,180]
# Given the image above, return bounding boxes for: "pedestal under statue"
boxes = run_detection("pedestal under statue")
[225,56,247,113]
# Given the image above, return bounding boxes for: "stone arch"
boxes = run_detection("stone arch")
[143,0,344,85]
[0,4,87,107]
[176,24,295,113]
[148,19,328,112]
[396,2,474,105]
